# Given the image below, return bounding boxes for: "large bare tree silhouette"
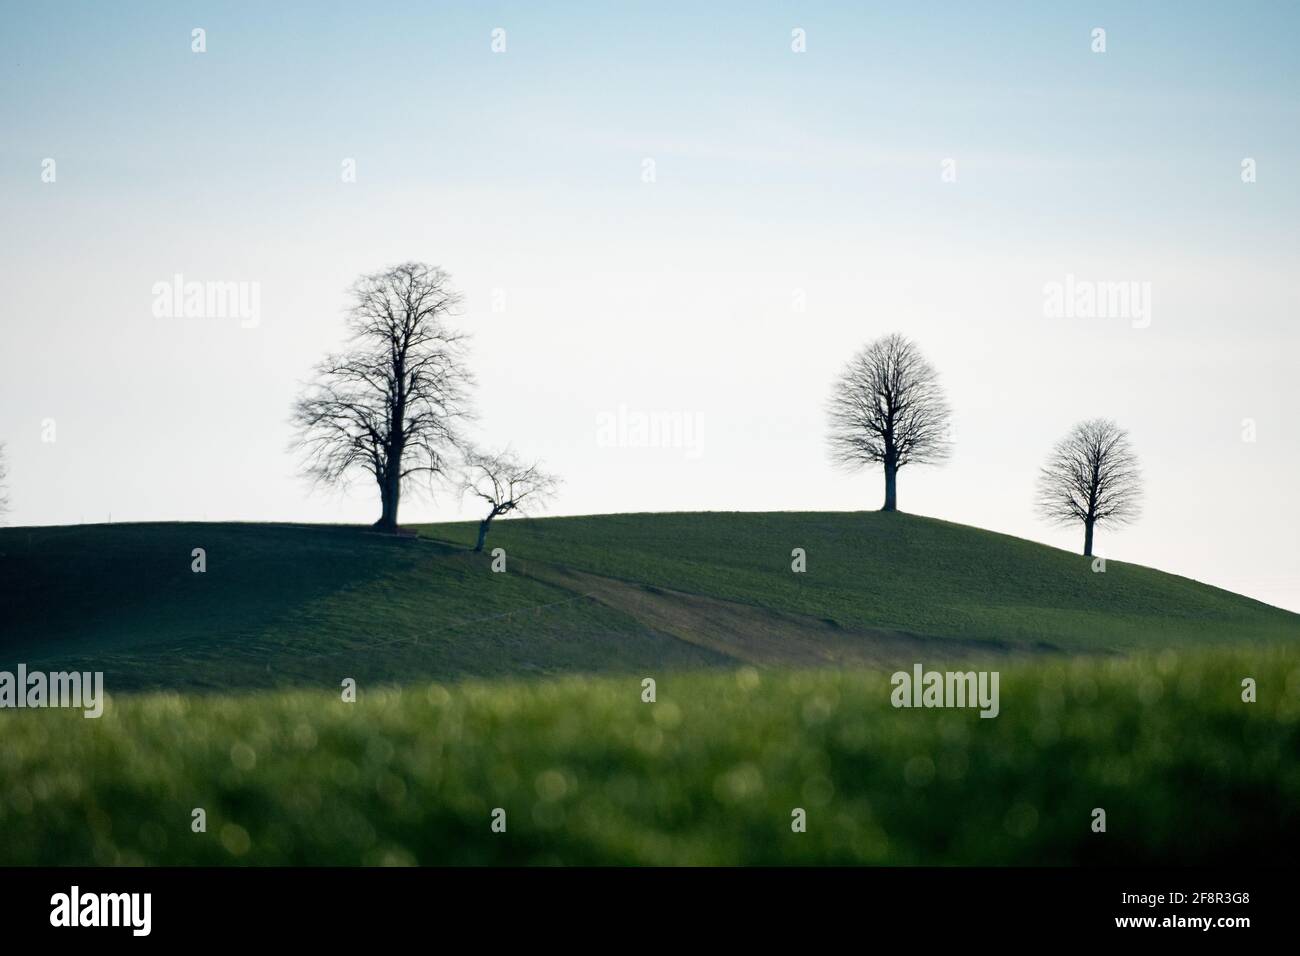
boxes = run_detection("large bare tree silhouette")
[1036,418,1142,557]
[826,333,952,511]
[291,263,474,533]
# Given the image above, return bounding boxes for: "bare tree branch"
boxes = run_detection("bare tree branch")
[1036,417,1142,556]
[290,263,475,532]
[826,333,952,511]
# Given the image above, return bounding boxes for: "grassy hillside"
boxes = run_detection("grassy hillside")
[421,512,1300,652]
[0,523,726,692]
[2,514,1295,693]
[2,648,1297,865]
[2,516,1296,866]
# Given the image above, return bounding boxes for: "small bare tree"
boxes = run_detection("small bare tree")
[826,333,952,511]
[291,263,474,532]
[459,448,560,552]
[1036,418,1141,557]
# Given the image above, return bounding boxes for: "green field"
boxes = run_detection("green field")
[2,650,1296,865]
[1,513,1296,865]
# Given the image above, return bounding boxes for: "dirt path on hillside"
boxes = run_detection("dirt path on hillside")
[521,562,1043,668]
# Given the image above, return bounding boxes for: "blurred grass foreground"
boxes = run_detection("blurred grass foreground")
[3,647,1297,865]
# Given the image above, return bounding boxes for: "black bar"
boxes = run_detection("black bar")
[0,866,1282,942]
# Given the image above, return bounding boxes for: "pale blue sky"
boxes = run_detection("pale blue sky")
[2,2,1298,609]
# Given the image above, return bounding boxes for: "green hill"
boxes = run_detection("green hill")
[0,522,723,692]
[419,511,1297,653]
[1,514,1297,866]
[1,513,1294,692]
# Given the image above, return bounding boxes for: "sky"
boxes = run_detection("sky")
[2,1,1298,611]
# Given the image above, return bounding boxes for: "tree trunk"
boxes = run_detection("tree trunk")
[882,460,898,512]
[374,469,401,533]
[474,519,490,553]
[373,395,406,533]
[1083,518,1095,557]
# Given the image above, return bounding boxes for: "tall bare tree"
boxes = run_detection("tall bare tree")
[1036,418,1141,557]
[826,333,952,511]
[291,263,474,533]
[459,448,560,552]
